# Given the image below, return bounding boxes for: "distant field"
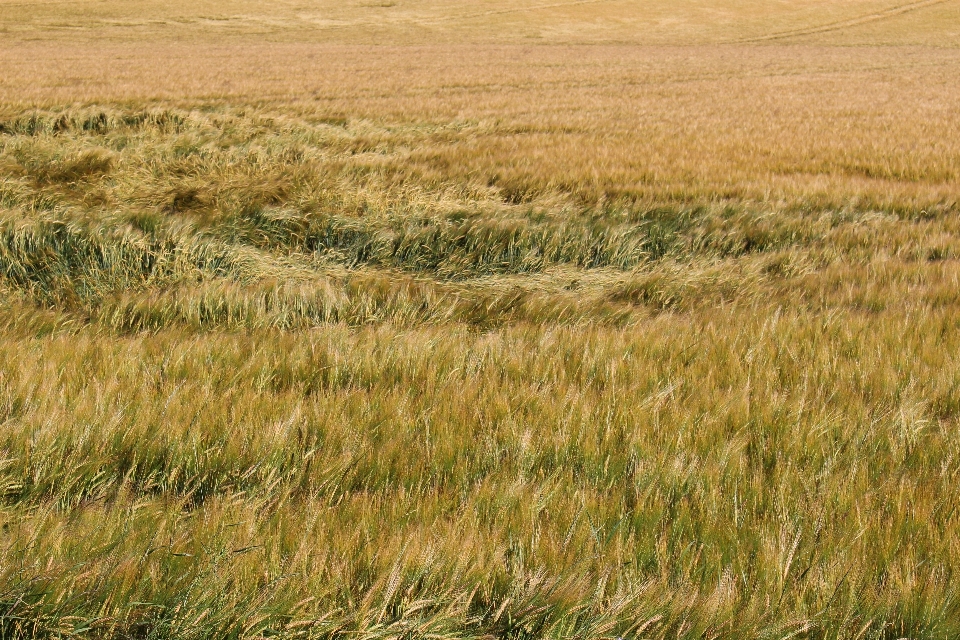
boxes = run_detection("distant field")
[2,2,960,639]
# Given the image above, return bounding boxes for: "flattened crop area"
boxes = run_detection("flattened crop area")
[1,1,960,638]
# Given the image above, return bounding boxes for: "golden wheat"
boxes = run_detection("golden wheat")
[0,1,959,638]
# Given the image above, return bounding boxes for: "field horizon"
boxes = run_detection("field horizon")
[2,1,960,639]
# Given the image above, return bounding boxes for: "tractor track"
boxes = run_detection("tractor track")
[738,0,955,43]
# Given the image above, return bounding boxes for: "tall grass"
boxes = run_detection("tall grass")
[1,105,959,639]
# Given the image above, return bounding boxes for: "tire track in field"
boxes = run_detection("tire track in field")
[259,0,617,33]
[424,0,617,24]
[0,0,105,6]
[737,0,955,43]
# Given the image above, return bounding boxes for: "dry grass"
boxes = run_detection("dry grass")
[2,0,959,45]
[3,43,959,216]
[1,1,960,638]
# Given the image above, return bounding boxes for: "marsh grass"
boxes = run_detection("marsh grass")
[1,103,959,639]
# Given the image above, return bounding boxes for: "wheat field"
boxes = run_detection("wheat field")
[1,1,960,638]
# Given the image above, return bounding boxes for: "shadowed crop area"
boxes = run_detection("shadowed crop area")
[2,1,960,639]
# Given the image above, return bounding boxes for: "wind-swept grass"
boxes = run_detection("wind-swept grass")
[1,100,960,640]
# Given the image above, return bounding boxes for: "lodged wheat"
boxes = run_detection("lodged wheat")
[1,1,960,637]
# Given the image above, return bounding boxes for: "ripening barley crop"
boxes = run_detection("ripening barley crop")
[1,2,960,639]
